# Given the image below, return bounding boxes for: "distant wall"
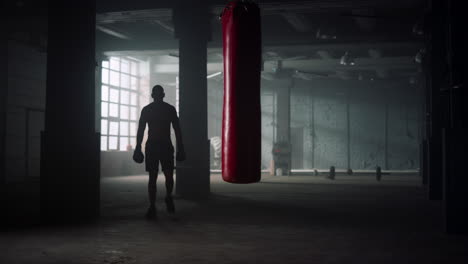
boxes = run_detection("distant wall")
[207,77,421,171]
[289,79,420,170]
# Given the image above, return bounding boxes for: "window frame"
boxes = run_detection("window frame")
[100,56,141,152]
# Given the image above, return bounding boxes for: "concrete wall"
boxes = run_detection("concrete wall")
[206,78,420,171]
[290,79,420,170]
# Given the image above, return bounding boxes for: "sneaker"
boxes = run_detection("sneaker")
[165,196,175,214]
[145,206,157,219]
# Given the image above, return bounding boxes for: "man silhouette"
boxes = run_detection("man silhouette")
[134,85,185,219]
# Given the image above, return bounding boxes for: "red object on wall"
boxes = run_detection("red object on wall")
[221,0,262,183]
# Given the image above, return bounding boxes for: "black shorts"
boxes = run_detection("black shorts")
[145,141,174,172]
[145,158,174,172]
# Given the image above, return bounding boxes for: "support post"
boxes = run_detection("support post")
[427,0,444,200]
[173,2,211,198]
[442,0,468,235]
[275,79,292,175]
[346,91,351,173]
[0,25,7,216]
[40,2,100,223]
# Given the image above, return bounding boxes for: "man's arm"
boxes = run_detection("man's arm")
[136,108,146,149]
[172,110,184,151]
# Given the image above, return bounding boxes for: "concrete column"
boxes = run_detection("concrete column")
[40,2,100,223]
[384,103,389,170]
[427,0,444,200]
[346,92,351,172]
[276,82,291,143]
[173,2,210,198]
[419,72,429,185]
[1,29,6,211]
[442,0,468,235]
[309,92,315,169]
[275,79,292,174]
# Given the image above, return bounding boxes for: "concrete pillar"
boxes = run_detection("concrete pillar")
[1,29,6,212]
[40,1,100,223]
[419,72,429,185]
[275,79,292,174]
[384,103,389,170]
[173,2,210,198]
[346,91,351,172]
[427,0,444,200]
[309,93,315,169]
[442,0,468,235]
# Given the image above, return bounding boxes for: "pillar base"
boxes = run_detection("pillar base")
[443,128,468,235]
[40,131,100,224]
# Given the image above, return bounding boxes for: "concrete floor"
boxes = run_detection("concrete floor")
[2,174,468,264]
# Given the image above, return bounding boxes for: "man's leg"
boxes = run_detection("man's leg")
[146,170,158,219]
[148,170,158,208]
[162,169,174,198]
[162,159,175,213]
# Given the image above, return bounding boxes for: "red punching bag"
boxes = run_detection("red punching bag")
[221,0,262,183]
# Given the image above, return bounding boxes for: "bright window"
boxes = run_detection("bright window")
[101,57,140,151]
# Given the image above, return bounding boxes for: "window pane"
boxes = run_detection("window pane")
[120,121,129,136]
[109,103,119,117]
[121,90,130,104]
[110,71,120,86]
[101,102,108,117]
[109,136,118,150]
[101,119,108,135]
[121,74,130,89]
[101,136,108,151]
[101,69,109,84]
[130,137,136,148]
[131,77,138,90]
[120,137,129,151]
[130,122,137,136]
[109,121,119,135]
[109,88,119,103]
[130,107,138,120]
[120,105,129,120]
[102,61,109,68]
[131,62,138,75]
[110,57,119,71]
[130,92,138,106]
[121,60,130,73]
[101,85,109,101]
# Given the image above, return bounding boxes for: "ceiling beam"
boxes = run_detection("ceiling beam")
[152,20,175,35]
[96,25,131,39]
